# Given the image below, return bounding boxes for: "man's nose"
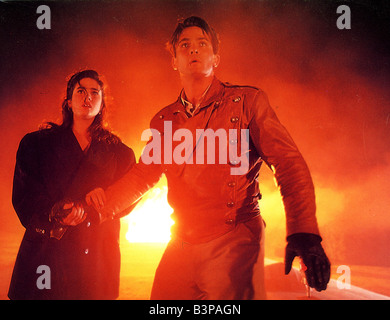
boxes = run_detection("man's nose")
[190,47,199,54]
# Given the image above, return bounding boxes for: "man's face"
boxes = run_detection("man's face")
[172,26,220,78]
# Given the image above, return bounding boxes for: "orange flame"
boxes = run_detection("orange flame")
[123,185,174,243]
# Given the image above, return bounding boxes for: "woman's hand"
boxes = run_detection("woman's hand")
[85,187,106,211]
[60,202,86,226]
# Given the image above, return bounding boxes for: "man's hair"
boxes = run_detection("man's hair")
[168,16,220,56]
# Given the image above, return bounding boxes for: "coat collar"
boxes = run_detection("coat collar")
[177,76,225,112]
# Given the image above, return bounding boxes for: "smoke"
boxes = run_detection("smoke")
[0,0,389,266]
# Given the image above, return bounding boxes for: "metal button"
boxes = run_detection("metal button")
[229,139,238,145]
[229,159,240,166]
[159,114,164,119]
[35,228,45,234]
[228,181,236,187]
[86,221,91,227]
[230,116,239,123]
[227,202,235,208]
[84,249,89,254]
[225,219,234,225]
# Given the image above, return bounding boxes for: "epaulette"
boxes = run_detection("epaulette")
[222,81,260,91]
[153,102,176,120]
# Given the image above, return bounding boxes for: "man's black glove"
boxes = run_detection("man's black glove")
[285,233,331,292]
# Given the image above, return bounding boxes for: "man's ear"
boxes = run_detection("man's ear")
[213,54,221,68]
[172,56,178,71]
[67,99,72,109]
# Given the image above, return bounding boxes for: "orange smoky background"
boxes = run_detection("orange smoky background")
[0,0,389,287]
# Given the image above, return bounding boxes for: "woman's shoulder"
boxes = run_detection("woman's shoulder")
[21,125,71,152]
[20,124,59,143]
[96,129,133,153]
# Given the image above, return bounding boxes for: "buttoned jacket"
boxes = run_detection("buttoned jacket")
[105,77,319,243]
[9,126,135,299]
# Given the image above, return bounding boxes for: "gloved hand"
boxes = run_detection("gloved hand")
[49,198,74,225]
[49,199,73,240]
[285,233,331,291]
[50,199,88,239]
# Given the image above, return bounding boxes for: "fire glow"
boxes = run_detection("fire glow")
[123,185,174,243]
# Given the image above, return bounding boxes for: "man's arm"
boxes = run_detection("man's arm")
[247,89,319,236]
[97,161,163,222]
[247,89,330,291]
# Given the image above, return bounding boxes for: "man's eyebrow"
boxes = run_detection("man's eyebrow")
[177,37,209,44]
[178,37,190,44]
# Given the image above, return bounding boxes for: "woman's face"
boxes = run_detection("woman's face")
[68,77,103,121]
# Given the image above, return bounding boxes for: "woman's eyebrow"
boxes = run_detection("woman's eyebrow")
[76,85,100,91]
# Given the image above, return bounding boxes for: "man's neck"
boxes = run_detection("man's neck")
[181,74,214,106]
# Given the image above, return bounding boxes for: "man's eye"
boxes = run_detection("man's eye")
[77,89,84,94]
[181,43,189,48]
[199,42,207,47]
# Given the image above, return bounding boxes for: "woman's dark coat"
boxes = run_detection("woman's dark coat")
[8,126,135,300]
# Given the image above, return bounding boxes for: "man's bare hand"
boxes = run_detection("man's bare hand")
[85,187,106,211]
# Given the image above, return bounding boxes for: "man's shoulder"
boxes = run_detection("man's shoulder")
[220,81,266,103]
[221,81,261,92]
[149,100,181,128]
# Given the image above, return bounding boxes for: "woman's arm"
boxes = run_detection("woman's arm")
[12,133,54,235]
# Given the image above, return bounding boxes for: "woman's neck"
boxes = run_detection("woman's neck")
[72,120,92,151]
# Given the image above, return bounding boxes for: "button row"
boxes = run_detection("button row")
[35,228,45,235]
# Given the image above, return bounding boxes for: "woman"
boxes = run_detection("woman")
[8,70,136,299]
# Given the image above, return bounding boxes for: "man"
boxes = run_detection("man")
[95,16,330,299]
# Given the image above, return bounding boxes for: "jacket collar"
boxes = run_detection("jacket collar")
[177,76,225,112]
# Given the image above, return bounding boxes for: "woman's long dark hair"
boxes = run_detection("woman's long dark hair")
[43,69,119,143]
